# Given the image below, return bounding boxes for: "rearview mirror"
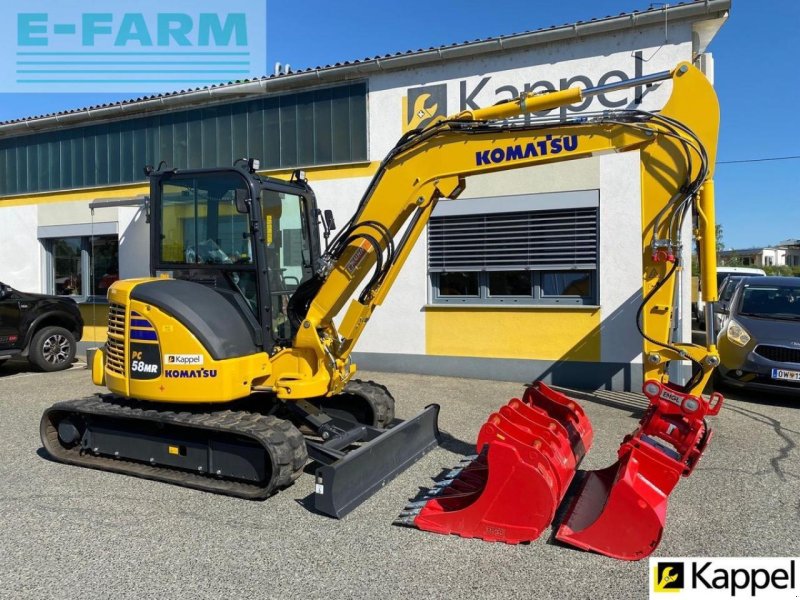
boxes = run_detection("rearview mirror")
[234,188,250,213]
[0,283,11,299]
[324,209,336,232]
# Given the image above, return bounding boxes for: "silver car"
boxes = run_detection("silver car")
[716,276,800,395]
[713,275,746,331]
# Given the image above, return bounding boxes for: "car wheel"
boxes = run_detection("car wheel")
[29,326,76,372]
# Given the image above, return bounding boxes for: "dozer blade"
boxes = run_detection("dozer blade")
[314,403,441,518]
[396,383,593,544]
[555,381,723,560]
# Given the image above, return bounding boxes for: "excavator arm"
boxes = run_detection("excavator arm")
[277,62,720,402]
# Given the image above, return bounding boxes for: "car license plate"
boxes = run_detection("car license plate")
[771,368,800,381]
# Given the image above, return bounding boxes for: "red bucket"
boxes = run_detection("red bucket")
[555,381,723,560]
[397,383,593,544]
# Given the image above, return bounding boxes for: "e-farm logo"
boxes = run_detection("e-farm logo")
[3,0,266,93]
[649,558,798,599]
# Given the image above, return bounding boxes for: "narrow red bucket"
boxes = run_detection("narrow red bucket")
[555,381,723,560]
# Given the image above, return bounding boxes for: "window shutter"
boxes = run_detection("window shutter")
[428,208,598,272]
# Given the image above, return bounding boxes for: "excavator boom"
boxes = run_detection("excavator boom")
[284,62,719,403]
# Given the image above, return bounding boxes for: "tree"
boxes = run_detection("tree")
[692,223,728,276]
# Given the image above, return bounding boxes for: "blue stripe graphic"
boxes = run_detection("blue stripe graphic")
[17,51,251,56]
[130,330,158,341]
[17,61,251,65]
[17,70,250,74]
[17,79,235,83]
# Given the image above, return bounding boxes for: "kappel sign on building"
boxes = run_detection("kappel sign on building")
[1,0,266,93]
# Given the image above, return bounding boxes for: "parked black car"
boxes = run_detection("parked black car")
[716,276,800,394]
[0,282,83,371]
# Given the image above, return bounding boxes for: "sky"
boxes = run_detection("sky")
[0,0,797,250]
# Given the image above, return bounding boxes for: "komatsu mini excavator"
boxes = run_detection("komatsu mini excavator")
[41,61,722,560]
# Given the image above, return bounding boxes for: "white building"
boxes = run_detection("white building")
[0,1,731,390]
[720,240,800,268]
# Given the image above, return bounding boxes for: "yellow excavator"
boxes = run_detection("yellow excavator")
[41,61,721,560]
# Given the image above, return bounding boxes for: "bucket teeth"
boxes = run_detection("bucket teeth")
[393,515,419,527]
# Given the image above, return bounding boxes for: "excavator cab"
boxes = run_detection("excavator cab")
[149,163,322,352]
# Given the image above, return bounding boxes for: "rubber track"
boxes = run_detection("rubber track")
[41,395,308,499]
[342,379,396,428]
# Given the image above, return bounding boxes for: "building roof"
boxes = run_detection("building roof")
[721,242,800,253]
[720,248,773,254]
[0,0,730,138]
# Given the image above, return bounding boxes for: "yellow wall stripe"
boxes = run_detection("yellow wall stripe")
[78,303,109,343]
[425,307,601,361]
[263,161,379,181]
[0,162,380,208]
[0,184,149,208]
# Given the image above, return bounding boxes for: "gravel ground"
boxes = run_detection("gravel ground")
[1,360,798,600]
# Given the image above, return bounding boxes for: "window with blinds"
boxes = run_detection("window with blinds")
[428,206,599,305]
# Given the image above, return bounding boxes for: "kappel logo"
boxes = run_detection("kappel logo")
[2,1,267,93]
[402,83,447,132]
[654,562,685,593]
[165,354,203,366]
[649,557,798,599]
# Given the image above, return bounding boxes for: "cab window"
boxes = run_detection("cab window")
[160,173,252,265]
[261,190,312,340]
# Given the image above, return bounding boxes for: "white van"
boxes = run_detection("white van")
[696,266,766,327]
